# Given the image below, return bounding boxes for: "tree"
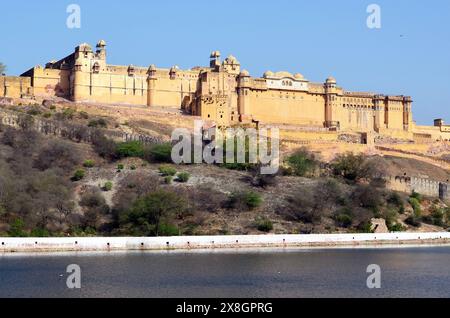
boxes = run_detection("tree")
[331,152,371,182]
[116,141,145,158]
[285,148,318,177]
[144,143,173,163]
[91,130,118,161]
[121,190,187,236]
[227,191,263,211]
[34,139,81,172]
[0,62,6,75]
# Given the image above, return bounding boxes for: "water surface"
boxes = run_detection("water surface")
[1,246,449,298]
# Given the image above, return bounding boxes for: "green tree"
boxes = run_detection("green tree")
[121,190,187,236]
[285,148,318,177]
[116,141,145,158]
[331,152,370,182]
[8,219,27,237]
[227,191,263,210]
[145,143,173,163]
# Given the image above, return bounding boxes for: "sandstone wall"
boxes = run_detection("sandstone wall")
[0,76,32,98]
[388,175,450,201]
[0,109,163,145]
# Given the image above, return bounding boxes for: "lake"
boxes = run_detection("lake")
[1,246,449,298]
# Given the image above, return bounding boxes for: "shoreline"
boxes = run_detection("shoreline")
[1,232,450,254]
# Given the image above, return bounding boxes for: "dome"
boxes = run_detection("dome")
[240,70,250,77]
[225,55,239,64]
[210,51,221,58]
[274,71,293,79]
[326,76,336,83]
[263,71,274,78]
[148,64,157,72]
[96,40,107,47]
[170,65,179,74]
[294,73,304,79]
[77,43,92,52]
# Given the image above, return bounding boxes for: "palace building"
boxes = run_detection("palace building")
[0,40,447,141]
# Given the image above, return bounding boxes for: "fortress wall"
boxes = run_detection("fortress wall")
[150,70,199,108]
[380,128,413,140]
[31,68,70,98]
[414,125,450,142]
[199,96,234,126]
[0,76,32,98]
[387,176,411,193]
[337,95,375,131]
[339,107,374,132]
[386,100,405,130]
[410,177,441,197]
[0,109,163,145]
[279,129,338,142]
[246,89,326,126]
[73,71,148,105]
[388,176,450,201]
[1,42,438,143]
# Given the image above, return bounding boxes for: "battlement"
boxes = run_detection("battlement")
[388,175,450,201]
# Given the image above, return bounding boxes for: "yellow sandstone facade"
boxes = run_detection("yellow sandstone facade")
[0,40,448,141]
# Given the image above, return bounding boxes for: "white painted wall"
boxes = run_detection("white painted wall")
[1,233,449,253]
[266,78,309,91]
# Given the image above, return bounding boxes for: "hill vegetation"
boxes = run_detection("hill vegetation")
[0,104,449,237]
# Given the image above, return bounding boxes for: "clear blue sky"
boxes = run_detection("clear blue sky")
[1,0,449,124]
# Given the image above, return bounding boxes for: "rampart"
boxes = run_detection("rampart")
[388,175,450,201]
[0,109,163,145]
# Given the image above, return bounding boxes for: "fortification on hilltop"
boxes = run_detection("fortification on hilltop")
[1,40,449,141]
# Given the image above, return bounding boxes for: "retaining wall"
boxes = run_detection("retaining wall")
[1,233,449,253]
[388,176,450,201]
[0,109,163,145]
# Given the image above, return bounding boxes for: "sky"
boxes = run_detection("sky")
[0,0,449,124]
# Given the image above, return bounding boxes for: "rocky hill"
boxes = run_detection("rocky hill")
[0,102,449,237]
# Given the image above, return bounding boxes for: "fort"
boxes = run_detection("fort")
[1,40,449,142]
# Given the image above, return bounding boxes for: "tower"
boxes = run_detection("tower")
[72,43,94,101]
[373,95,385,132]
[237,70,252,123]
[210,51,221,71]
[222,55,240,75]
[403,96,413,131]
[96,40,107,61]
[147,64,157,107]
[324,77,338,128]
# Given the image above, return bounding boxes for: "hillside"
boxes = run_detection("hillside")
[0,102,449,237]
